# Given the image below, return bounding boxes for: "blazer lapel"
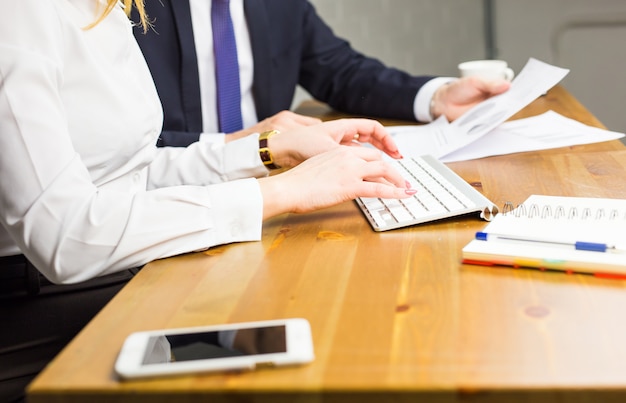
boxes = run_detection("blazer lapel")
[244,0,273,120]
[170,0,204,132]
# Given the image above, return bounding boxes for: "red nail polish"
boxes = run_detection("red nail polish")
[405,188,417,195]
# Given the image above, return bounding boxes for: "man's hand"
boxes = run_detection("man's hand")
[224,110,322,142]
[430,76,511,121]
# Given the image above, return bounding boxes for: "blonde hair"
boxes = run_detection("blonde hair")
[87,0,149,32]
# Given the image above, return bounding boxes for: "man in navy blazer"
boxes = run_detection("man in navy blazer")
[134,0,509,147]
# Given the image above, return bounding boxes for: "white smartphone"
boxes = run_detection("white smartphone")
[114,318,314,380]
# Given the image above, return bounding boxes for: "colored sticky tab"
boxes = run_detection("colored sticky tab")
[475,231,488,241]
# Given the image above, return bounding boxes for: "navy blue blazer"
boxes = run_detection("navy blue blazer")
[133,0,433,147]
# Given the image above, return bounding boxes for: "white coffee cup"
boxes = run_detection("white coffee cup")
[458,60,514,81]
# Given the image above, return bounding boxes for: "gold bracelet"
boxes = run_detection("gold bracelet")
[258,130,281,170]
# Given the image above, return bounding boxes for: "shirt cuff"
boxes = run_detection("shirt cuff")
[199,132,226,145]
[414,77,457,122]
[205,177,263,245]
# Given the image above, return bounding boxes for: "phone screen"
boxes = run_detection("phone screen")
[141,325,287,365]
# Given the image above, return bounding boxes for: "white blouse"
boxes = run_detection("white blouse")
[0,0,268,284]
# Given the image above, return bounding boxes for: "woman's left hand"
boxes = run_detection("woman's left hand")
[267,118,403,168]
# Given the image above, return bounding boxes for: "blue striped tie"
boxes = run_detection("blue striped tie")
[212,0,243,133]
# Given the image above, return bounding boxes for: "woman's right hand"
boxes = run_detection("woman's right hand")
[258,146,416,220]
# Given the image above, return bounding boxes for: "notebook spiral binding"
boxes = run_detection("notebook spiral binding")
[501,201,626,220]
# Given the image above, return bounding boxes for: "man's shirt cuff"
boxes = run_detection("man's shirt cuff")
[414,77,457,122]
[199,132,227,145]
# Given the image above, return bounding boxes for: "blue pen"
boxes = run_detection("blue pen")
[475,231,617,253]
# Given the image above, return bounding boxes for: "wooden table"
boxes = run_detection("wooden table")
[28,86,626,402]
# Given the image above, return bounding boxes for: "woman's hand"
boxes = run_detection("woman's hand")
[258,146,415,219]
[267,118,403,168]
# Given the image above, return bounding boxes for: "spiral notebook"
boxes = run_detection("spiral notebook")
[462,195,626,277]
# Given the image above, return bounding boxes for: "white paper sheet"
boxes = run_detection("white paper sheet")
[439,110,625,162]
[388,58,572,160]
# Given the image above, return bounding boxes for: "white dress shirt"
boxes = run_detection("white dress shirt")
[0,0,269,284]
[188,0,445,143]
[190,0,256,143]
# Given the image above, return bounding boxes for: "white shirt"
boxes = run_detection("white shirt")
[190,0,256,143]
[0,0,269,284]
[188,0,445,143]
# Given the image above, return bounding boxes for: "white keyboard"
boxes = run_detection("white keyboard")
[356,155,498,231]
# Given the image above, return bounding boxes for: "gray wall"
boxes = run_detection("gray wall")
[296,0,626,134]
[493,0,626,133]
[294,0,487,107]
